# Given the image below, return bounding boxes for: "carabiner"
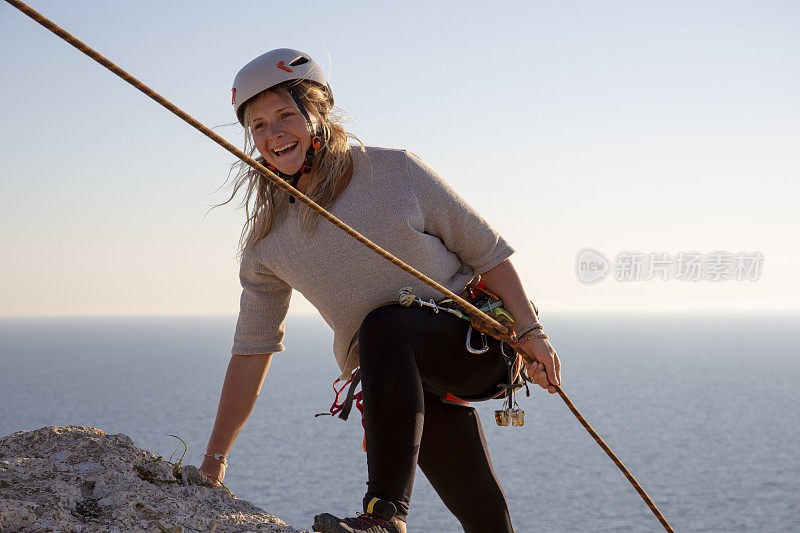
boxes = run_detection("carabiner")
[465,324,490,354]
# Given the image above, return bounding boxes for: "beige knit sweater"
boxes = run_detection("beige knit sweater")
[231,146,514,378]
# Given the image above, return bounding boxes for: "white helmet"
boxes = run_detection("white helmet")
[231,48,332,126]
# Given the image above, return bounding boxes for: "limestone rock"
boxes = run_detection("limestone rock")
[0,425,310,532]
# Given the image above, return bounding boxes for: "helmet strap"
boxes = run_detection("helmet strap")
[263,161,307,204]
[280,85,325,203]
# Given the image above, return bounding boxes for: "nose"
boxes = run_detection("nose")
[266,121,284,140]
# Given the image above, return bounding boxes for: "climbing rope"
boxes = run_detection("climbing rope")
[4,1,675,531]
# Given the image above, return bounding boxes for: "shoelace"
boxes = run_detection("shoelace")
[344,512,394,528]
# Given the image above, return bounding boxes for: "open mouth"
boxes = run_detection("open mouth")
[272,141,299,158]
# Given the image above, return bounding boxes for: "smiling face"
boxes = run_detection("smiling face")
[248,91,312,175]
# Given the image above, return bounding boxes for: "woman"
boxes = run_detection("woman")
[200,48,561,533]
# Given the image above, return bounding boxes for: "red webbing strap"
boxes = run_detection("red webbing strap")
[326,368,364,427]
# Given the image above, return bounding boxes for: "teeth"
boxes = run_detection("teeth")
[273,142,298,155]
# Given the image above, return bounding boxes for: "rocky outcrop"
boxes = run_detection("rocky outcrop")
[0,426,310,532]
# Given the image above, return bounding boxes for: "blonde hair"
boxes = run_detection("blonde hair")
[217,80,362,257]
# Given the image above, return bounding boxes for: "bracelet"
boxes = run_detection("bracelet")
[202,453,227,465]
[515,322,543,339]
[514,332,548,345]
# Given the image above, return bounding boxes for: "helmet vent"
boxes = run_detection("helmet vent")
[289,56,309,67]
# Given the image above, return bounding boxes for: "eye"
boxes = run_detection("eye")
[281,111,294,119]
[251,122,265,131]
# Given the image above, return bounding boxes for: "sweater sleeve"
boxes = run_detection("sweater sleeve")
[404,150,515,276]
[231,247,292,355]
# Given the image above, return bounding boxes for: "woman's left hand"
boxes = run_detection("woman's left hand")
[517,337,561,394]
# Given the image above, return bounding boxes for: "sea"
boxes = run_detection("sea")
[0,313,798,533]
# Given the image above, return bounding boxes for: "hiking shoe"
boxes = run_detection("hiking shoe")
[312,512,402,533]
[313,497,403,533]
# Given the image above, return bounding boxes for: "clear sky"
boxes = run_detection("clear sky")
[1,0,798,317]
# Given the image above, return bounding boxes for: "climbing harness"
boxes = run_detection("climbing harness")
[315,282,529,447]
[399,283,529,426]
[398,283,517,355]
[3,2,675,530]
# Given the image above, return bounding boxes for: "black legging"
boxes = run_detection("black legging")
[358,303,516,533]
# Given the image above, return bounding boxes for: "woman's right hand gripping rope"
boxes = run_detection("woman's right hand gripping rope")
[517,336,561,394]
